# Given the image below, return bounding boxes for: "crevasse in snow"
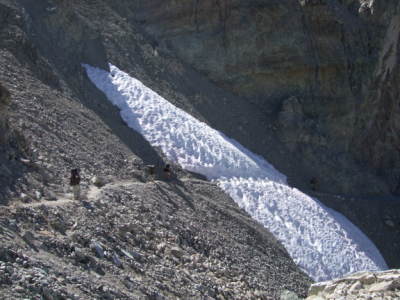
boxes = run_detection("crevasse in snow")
[83,63,387,281]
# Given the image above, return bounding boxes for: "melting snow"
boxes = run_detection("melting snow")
[84,63,387,281]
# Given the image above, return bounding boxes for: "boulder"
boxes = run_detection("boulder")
[90,241,105,258]
[306,270,400,299]
[112,253,123,268]
[280,290,301,300]
[90,176,106,188]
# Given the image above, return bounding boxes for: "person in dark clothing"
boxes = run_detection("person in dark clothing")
[163,164,171,179]
[70,169,81,200]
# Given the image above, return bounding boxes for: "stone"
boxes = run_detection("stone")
[360,274,376,285]
[90,242,105,258]
[308,282,327,296]
[14,285,24,293]
[49,219,67,234]
[45,191,57,201]
[379,274,400,281]
[348,281,362,294]
[169,247,184,259]
[90,176,106,188]
[306,270,400,299]
[121,249,143,262]
[22,231,35,243]
[112,253,123,268]
[35,190,42,200]
[384,219,395,227]
[280,289,300,300]
[368,281,394,292]
[156,242,166,253]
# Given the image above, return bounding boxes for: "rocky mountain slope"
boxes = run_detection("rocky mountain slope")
[0,178,311,299]
[0,0,399,298]
[0,0,312,299]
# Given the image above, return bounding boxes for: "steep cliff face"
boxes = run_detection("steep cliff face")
[122,0,318,111]
[128,0,400,195]
[355,3,400,193]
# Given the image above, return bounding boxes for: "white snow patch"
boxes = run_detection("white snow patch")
[218,178,387,280]
[83,63,388,281]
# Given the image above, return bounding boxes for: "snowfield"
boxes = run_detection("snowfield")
[84,63,388,281]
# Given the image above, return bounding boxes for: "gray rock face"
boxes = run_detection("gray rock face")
[306,269,400,299]
[128,0,400,196]
[354,2,400,193]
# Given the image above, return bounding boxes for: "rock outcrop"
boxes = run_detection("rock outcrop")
[306,269,400,299]
[354,2,400,193]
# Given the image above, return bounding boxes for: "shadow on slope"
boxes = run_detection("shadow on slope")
[79,75,163,165]
[14,0,163,167]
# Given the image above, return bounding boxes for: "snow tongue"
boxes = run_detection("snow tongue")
[84,63,388,281]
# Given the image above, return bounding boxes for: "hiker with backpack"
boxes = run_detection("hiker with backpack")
[70,168,81,200]
[163,164,172,179]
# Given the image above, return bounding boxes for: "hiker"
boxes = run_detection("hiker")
[70,168,81,200]
[163,164,171,179]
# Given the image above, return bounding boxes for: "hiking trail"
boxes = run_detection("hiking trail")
[10,179,141,209]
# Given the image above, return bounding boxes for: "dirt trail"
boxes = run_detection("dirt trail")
[12,197,76,209]
[10,179,142,209]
